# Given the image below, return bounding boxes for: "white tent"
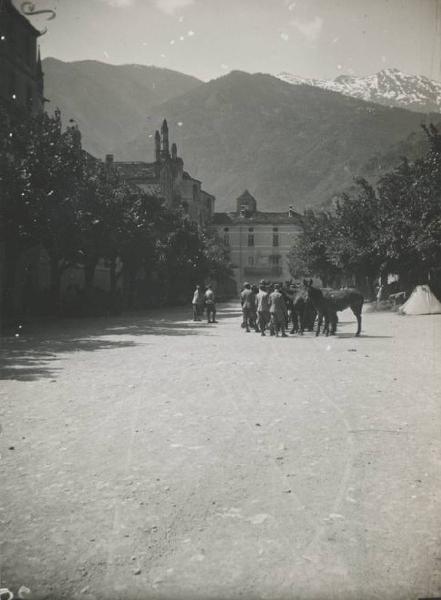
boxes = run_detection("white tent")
[399,285,441,315]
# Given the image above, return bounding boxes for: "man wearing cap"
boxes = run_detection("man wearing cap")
[269,283,288,337]
[205,284,217,323]
[256,280,270,336]
[240,282,254,333]
[192,285,204,321]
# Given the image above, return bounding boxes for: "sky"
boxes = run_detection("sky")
[15,0,441,82]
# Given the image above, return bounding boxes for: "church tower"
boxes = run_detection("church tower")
[155,130,161,163]
[161,119,170,158]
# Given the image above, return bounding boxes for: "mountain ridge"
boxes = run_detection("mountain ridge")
[113,70,437,211]
[42,59,438,212]
[277,67,441,113]
[42,57,202,157]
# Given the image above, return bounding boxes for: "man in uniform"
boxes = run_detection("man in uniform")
[256,280,270,336]
[269,283,288,337]
[205,284,217,323]
[192,285,203,321]
[240,282,254,333]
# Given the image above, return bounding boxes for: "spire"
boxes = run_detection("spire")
[171,142,177,160]
[154,130,161,162]
[161,119,169,158]
[36,46,44,90]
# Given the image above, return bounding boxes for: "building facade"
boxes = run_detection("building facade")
[0,0,44,116]
[108,119,215,228]
[213,191,303,289]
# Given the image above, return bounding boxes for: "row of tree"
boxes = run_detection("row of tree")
[0,108,233,318]
[288,124,441,297]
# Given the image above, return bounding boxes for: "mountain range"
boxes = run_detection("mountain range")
[42,58,201,158]
[42,59,440,211]
[277,68,441,114]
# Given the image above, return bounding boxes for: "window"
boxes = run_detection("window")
[272,234,279,247]
[248,234,254,247]
[248,256,254,266]
[223,227,230,245]
[269,255,280,266]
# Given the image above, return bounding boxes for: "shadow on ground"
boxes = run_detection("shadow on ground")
[0,305,235,382]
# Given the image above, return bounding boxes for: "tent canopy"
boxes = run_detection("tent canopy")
[399,285,441,315]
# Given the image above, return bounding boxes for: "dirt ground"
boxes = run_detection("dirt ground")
[1,303,441,600]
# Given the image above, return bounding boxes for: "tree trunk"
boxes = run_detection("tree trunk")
[84,258,97,292]
[1,242,19,319]
[109,257,117,295]
[49,253,62,314]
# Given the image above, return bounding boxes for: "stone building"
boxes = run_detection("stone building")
[108,119,215,228]
[212,191,303,289]
[0,0,44,116]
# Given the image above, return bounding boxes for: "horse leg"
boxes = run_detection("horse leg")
[290,311,297,334]
[316,311,322,336]
[350,304,362,336]
[324,313,330,336]
[355,309,362,336]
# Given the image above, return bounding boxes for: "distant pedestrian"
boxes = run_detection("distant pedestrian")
[249,285,259,332]
[256,280,270,336]
[240,282,254,332]
[205,285,217,323]
[269,284,288,337]
[192,285,204,321]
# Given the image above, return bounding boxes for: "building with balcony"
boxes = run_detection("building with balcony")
[212,191,303,290]
[0,0,44,116]
[107,119,215,228]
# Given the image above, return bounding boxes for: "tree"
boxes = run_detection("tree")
[288,209,340,286]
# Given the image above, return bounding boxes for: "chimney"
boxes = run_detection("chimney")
[105,154,114,166]
[171,142,177,160]
[288,205,295,218]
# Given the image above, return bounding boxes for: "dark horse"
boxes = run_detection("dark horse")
[281,285,317,334]
[303,280,364,336]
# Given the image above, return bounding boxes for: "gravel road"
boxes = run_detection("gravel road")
[1,304,440,600]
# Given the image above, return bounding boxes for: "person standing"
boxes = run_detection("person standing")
[205,284,217,323]
[256,280,270,336]
[240,282,254,332]
[269,284,288,337]
[192,285,203,321]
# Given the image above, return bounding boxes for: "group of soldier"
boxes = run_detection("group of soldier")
[191,284,217,323]
[240,280,289,337]
[191,280,302,336]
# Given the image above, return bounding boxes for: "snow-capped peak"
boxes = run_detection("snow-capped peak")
[276,68,441,113]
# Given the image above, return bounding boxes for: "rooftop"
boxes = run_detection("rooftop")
[113,161,157,181]
[212,210,303,225]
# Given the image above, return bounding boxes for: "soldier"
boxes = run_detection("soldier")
[256,280,270,336]
[205,284,217,323]
[269,283,288,337]
[240,282,254,332]
[192,285,203,321]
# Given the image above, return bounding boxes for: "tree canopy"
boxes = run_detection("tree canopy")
[0,109,233,317]
[288,124,441,296]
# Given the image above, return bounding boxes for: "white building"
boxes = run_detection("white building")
[212,191,303,290]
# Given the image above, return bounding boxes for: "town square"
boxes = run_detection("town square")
[1,1,441,599]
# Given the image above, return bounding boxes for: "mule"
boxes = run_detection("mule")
[282,285,317,335]
[303,280,364,336]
